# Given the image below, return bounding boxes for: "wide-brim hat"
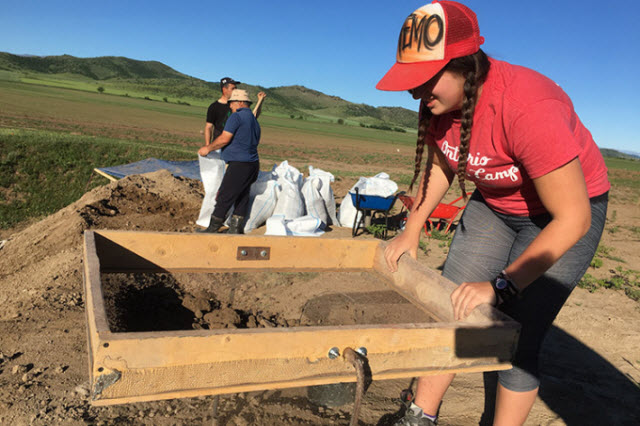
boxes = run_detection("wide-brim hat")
[228,89,252,104]
[376,0,484,91]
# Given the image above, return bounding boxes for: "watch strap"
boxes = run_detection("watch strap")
[491,270,520,305]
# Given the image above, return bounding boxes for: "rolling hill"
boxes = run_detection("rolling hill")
[0,52,188,80]
[600,148,640,160]
[0,51,418,130]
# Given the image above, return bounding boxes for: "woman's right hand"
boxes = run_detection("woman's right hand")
[384,231,420,273]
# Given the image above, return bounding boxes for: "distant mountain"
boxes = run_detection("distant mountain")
[619,149,640,160]
[268,85,349,110]
[0,52,418,129]
[600,148,640,160]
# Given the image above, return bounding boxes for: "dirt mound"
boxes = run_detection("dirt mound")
[0,170,203,321]
[101,270,431,335]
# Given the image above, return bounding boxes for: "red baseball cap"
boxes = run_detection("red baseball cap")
[376,1,484,91]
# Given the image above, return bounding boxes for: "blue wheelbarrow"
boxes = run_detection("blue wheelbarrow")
[350,188,404,239]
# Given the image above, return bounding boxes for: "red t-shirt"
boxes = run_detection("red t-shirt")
[426,59,610,216]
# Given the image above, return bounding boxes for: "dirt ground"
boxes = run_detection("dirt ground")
[0,170,639,425]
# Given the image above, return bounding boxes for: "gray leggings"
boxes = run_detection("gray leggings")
[442,190,608,392]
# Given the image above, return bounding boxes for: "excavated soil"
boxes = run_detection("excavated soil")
[101,271,432,333]
[0,170,639,425]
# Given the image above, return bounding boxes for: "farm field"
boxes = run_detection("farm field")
[0,80,639,425]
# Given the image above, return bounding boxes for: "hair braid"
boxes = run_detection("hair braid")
[410,107,436,211]
[409,108,431,192]
[450,51,487,201]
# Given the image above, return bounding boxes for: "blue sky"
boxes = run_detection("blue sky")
[1,0,638,152]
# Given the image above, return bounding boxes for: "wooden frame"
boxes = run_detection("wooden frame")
[83,230,520,406]
[93,168,118,182]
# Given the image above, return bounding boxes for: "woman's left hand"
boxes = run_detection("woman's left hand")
[450,281,497,320]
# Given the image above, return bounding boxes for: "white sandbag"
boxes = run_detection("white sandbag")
[196,151,226,227]
[255,169,278,185]
[273,160,303,190]
[243,171,281,233]
[308,166,340,226]
[272,161,305,219]
[337,173,398,228]
[265,214,288,236]
[265,215,324,237]
[337,182,361,229]
[338,202,355,229]
[288,215,324,236]
[301,176,328,227]
[272,178,305,219]
[357,172,398,196]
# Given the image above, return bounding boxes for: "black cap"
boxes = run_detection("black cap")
[220,77,240,87]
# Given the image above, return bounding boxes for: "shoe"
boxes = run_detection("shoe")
[196,215,224,233]
[227,215,245,234]
[393,402,437,426]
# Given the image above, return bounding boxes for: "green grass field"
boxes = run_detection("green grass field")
[0,61,419,129]
[0,67,214,107]
[0,128,196,228]
[604,157,640,172]
[604,158,640,203]
[0,80,416,145]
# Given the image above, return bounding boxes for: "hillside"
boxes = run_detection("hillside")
[0,52,418,129]
[600,148,640,161]
[0,52,189,80]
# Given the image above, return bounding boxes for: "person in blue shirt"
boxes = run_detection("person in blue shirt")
[197,89,261,234]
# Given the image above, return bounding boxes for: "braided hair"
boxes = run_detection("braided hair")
[408,103,432,192]
[410,49,490,208]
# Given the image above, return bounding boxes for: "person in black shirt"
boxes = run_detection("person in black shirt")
[204,77,240,146]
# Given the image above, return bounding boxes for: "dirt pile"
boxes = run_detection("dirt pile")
[101,272,295,332]
[0,170,202,320]
[101,269,430,336]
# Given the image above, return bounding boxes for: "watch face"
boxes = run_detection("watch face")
[495,278,508,290]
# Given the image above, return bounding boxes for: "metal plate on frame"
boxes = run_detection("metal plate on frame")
[236,246,271,261]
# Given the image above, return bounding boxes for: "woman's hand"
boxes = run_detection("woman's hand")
[384,232,420,273]
[450,281,496,320]
[198,146,210,157]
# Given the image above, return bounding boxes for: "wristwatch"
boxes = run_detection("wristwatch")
[490,270,520,305]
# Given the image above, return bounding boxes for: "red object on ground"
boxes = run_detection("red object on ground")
[398,193,470,236]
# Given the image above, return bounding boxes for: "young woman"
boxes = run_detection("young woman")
[376,1,610,425]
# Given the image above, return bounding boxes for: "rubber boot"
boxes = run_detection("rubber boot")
[196,215,224,233]
[227,215,245,234]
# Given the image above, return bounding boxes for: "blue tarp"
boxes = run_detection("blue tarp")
[97,158,201,181]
